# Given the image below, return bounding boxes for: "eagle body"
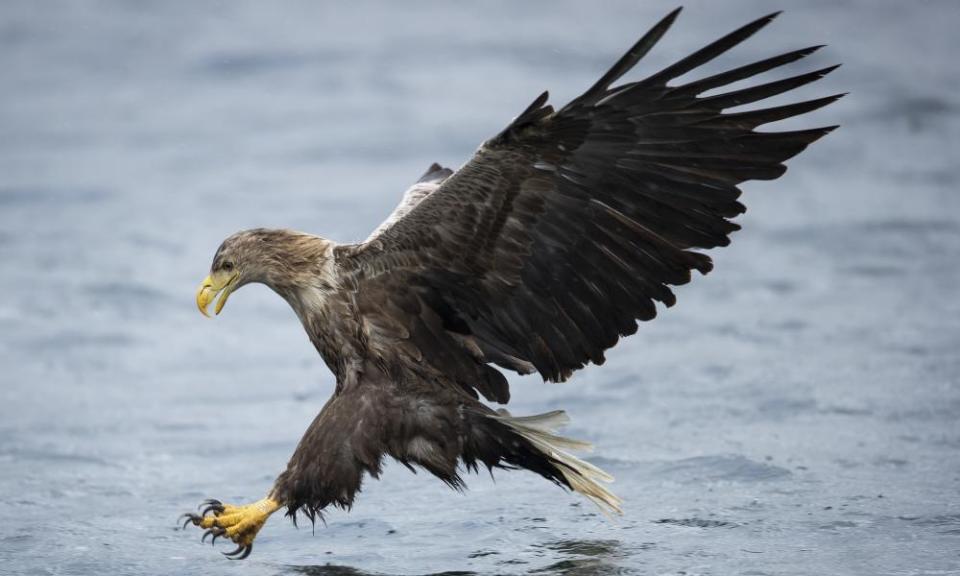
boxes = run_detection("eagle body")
[184,8,840,558]
[233,229,587,519]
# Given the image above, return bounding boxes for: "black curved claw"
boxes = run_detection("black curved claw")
[201,502,224,517]
[179,513,201,530]
[223,544,252,560]
[200,526,218,543]
[201,526,226,544]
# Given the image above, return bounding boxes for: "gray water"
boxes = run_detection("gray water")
[1,1,958,575]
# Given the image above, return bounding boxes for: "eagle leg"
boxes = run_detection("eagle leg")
[179,495,280,559]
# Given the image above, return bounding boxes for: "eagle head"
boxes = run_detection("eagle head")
[196,228,332,317]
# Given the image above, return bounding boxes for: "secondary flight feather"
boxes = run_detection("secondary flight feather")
[183,8,841,558]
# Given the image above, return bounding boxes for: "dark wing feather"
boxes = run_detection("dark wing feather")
[341,9,840,396]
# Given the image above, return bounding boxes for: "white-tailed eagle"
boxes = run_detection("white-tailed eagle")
[182,8,840,559]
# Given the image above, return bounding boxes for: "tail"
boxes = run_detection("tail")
[486,409,623,516]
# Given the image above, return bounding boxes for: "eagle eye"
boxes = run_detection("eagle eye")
[221,261,235,272]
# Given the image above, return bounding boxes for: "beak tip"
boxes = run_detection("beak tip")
[196,272,235,318]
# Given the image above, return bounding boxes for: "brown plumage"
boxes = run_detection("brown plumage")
[184,8,840,556]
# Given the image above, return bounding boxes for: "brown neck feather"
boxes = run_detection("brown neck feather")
[242,229,334,295]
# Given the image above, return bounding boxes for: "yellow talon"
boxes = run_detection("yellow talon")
[181,497,280,559]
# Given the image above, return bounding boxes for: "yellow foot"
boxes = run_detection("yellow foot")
[180,497,280,559]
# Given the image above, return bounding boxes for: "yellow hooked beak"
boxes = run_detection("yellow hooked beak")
[196,272,239,317]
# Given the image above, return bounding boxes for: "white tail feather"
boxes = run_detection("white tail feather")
[491,409,623,516]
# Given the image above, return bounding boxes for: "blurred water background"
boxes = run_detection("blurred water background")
[1,1,959,574]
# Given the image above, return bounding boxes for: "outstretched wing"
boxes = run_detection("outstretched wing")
[340,9,841,399]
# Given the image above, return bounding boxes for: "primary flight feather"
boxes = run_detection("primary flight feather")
[183,8,841,558]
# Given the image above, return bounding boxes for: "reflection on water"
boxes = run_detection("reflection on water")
[530,560,633,576]
[531,539,631,575]
[284,565,476,576]
[282,539,630,576]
